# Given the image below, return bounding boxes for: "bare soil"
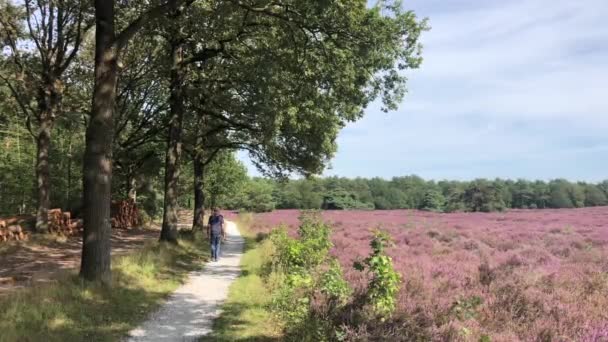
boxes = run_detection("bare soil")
[0,227,160,294]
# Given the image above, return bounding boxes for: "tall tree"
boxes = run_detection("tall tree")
[159,0,189,243]
[0,0,90,232]
[81,0,194,283]
[158,0,428,240]
[204,151,247,209]
[583,184,607,207]
[548,179,574,209]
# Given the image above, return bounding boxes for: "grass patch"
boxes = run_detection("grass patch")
[0,231,209,342]
[201,214,282,342]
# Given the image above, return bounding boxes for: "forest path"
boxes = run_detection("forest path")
[127,220,244,341]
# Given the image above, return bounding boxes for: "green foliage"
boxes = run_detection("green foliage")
[225,176,608,214]
[451,295,484,321]
[229,178,276,213]
[585,184,608,206]
[463,179,506,212]
[479,335,492,342]
[512,179,535,208]
[320,260,352,303]
[180,0,429,179]
[420,187,445,211]
[274,180,324,210]
[322,188,374,210]
[242,213,408,340]
[268,212,336,328]
[549,180,575,208]
[138,180,164,218]
[203,151,248,208]
[270,211,333,274]
[353,230,401,318]
[0,124,35,215]
[0,115,86,215]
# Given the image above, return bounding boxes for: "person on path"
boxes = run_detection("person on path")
[207,208,225,262]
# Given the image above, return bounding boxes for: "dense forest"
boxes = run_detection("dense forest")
[5,129,606,217]
[194,168,608,213]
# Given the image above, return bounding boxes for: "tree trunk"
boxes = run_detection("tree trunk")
[128,176,137,203]
[80,0,117,285]
[35,116,52,233]
[192,150,205,231]
[159,38,184,243]
[66,135,72,209]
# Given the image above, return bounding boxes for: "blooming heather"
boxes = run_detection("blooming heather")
[242,207,608,341]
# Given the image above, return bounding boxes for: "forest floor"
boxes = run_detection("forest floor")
[0,227,159,294]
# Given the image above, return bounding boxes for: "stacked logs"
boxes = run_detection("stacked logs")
[0,199,140,243]
[0,219,28,242]
[48,209,82,236]
[111,199,141,229]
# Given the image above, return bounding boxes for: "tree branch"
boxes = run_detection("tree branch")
[24,0,47,66]
[0,73,33,121]
[114,0,197,52]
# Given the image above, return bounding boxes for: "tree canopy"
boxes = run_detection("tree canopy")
[0,0,430,282]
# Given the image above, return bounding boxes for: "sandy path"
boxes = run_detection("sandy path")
[127,221,244,341]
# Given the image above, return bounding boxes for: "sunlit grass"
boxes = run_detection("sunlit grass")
[0,231,209,342]
[201,213,282,342]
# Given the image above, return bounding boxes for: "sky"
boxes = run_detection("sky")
[240,0,608,182]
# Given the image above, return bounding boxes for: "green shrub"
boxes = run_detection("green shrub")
[320,260,351,303]
[265,213,404,340]
[267,212,335,329]
[354,230,401,318]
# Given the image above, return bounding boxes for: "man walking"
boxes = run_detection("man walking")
[207,207,225,262]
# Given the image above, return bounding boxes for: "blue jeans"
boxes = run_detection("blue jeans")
[210,235,221,260]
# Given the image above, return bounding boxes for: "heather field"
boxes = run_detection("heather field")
[241,208,608,341]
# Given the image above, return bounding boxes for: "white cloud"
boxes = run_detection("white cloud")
[243,0,608,181]
[403,0,608,124]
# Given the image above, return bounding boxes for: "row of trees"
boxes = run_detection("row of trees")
[211,176,608,213]
[0,0,427,283]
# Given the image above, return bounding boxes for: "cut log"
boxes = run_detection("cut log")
[62,212,71,226]
[0,218,33,243]
[8,225,22,234]
[45,209,78,236]
[111,199,141,229]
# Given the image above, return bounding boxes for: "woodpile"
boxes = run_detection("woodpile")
[111,199,141,229]
[0,199,141,244]
[48,208,82,236]
[0,220,28,242]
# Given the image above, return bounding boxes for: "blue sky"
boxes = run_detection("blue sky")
[241,0,608,182]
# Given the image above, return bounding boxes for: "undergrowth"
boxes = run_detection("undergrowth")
[209,211,412,341]
[0,231,209,342]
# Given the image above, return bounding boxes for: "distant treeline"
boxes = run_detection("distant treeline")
[225,176,608,213]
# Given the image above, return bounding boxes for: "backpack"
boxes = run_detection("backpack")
[209,215,223,236]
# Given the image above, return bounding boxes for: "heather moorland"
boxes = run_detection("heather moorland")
[239,208,608,341]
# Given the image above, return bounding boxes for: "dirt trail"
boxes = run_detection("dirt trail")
[0,227,159,294]
[128,221,244,342]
